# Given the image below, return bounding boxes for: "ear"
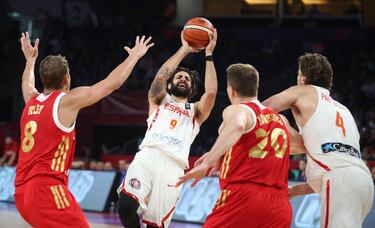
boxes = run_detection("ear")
[167,82,171,90]
[63,74,69,85]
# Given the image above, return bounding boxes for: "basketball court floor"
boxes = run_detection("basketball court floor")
[0,202,202,228]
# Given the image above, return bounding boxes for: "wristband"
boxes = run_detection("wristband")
[205,55,213,61]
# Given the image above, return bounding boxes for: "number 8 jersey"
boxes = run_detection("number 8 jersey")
[139,94,200,169]
[299,86,370,193]
[15,91,76,187]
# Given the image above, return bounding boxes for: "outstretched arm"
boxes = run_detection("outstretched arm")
[280,115,306,155]
[20,32,40,103]
[288,183,315,200]
[195,28,218,125]
[59,35,154,127]
[176,105,252,187]
[262,86,302,112]
[148,32,200,114]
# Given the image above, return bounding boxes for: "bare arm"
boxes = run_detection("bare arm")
[288,183,315,199]
[148,32,201,114]
[176,105,252,187]
[280,115,306,155]
[20,32,40,103]
[59,36,154,127]
[195,29,218,124]
[262,86,303,112]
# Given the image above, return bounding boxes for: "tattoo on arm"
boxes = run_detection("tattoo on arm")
[148,67,172,101]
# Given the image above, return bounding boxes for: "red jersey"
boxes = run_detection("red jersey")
[219,100,290,190]
[15,91,76,187]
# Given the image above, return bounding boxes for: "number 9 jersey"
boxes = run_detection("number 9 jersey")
[15,92,76,187]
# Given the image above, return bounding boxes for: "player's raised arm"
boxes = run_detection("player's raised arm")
[148,32,201,114]
[176,105,252,187]
[20,32,40,103]
[60,35,154,125]
[195,28,218,125]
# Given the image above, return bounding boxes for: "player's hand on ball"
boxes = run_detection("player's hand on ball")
[124,35,154,58]
[205,28,217,56]
[180,31,202,54]
[20,32,39,61]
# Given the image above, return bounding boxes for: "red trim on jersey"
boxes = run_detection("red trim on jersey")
[121,188,141,204]
[149,107,160,130]
[306,151,331,171]
[324,179,331,228]
[142,206,175,228]
[192,117,195,130]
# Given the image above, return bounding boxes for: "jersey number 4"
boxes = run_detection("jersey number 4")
[21,121,37,153]
[335,111,346,137]
[249,128,288,159]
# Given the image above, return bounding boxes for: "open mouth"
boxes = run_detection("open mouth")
[178,83,187,88]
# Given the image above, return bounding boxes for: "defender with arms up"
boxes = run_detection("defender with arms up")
[263,53,374,228]
[15,32,153,228]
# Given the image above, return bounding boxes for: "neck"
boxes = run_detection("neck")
[171,94,188,103]
[43,88,56,95]
[231,96,257,105]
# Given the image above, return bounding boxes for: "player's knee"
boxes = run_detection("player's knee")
[117,192,140,226]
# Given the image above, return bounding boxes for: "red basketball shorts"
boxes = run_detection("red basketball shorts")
[204,183,292,228]
[15,178,89,228]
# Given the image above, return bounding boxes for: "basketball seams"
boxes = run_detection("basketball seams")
[183,25,213,35]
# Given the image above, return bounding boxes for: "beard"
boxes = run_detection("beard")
[169,83,191,98]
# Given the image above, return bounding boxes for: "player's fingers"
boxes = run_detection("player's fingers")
[140,35,145,43]
[190,179,199,187]
[146,43,154,49]
[26,32,29,40]
[34,38,40,48]
[124,46,131,53]
[135,36,140,45]
[144,36,152,45]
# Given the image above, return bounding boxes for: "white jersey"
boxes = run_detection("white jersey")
[298,86,370,192]
[139,94,200,168]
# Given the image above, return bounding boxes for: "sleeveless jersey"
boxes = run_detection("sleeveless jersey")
[299,86,370,192]
[139,94,200,168]
[219,100,290,190]
[15,91,76,187]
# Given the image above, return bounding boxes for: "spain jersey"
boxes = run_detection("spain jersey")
[219,100,290,190]
[139,94,200,168]
[15,91,76,187]
[298,86,370,192]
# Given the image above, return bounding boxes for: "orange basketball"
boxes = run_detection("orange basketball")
[183,17,214,49]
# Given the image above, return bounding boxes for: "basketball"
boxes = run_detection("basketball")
[183,17,214,49]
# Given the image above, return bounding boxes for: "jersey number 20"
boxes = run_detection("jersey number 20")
[249,128,288,159]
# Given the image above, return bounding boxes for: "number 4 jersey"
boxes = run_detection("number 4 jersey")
[15,91,75,187]
[299,86,370,192]
[219,100,290,190]
[139,94,200,169]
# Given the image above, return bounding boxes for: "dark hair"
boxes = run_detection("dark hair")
[226,63,259,97]
[39,55,69,89]
[298,53,333,90]
[166,67,199,100]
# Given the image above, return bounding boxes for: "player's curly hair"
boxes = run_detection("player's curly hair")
[166,67,200,101]
[298,53,333,90]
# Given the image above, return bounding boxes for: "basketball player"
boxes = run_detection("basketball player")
[263,53,374,228]
[117,29,218,228]
[15,32,153,228]
[176,63,306,228]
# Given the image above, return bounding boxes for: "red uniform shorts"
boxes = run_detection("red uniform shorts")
[204,182,292,228]
[15,177,89,228]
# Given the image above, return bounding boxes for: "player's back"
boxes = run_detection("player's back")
[300,86,370,191]
[219,100,290,190]
[15,91,75,187]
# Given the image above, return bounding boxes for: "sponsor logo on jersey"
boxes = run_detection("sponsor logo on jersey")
[129,178,141,190]
[185,103,191,110]
[152,132,183,148]
[321,142,361,159]
[165,103,190,117]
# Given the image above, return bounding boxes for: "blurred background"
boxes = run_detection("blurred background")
[0,0,375,226]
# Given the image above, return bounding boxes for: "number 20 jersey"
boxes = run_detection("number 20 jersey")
[219,100,290,190]
[15,91,75,187]
[298,86,370,192]
[139,94,200,169]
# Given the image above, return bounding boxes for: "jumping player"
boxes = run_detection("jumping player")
[263,53,374,228]
[176,63,305,228]
[14,32,153,228]
[117,29,218,228]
